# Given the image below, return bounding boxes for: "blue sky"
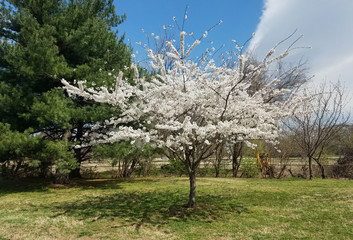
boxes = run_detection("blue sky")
[114,0,264,61]
[114,0,353,110]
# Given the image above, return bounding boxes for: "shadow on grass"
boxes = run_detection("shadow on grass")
[0,177,158,195]
[55,189,249,229]
[70,178,159,190]
[0,178,51,196]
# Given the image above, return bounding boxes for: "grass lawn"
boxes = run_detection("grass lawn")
[0,177,352,240]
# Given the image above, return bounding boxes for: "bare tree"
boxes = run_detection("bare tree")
[221,54,309,177]
[285,82,349,179]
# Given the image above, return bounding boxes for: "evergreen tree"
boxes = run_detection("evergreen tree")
[0,0,132,181]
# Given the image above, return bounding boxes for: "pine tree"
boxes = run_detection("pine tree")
[0,0,132,181]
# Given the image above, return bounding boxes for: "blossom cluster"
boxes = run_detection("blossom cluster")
[61,29,303,155]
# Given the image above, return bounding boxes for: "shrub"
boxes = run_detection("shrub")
[239,159,259,178]
[333,155,353,179]
[161,158,187,176]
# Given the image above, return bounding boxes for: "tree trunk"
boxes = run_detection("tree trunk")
[69,166,81,178]
[126,158,139,177]
[314,160,326,179]
[54,128,71,184]
[277,165,287,179]
[70,149,84,179]
[215,168,220,177]
[14,159,23,175]
[122,159,135,178]
[122,161,128,177]
[232,142,243,177]
[118,159,122,177]
[70,123,85,178]
[308,156,313,180]
[214,161,220,177]
[183,150,199,208]
[54,169,70,184]
[214,144,223,177]
[40,161,50,178]
[187,170,196,208]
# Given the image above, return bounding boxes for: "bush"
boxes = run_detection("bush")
[161,158,187,176]
[0,123,41,177]
[239,159,259,178]
[93,141,159,178]
[197,167,213,177]
[146,165,160,177]
[333,155,353,179]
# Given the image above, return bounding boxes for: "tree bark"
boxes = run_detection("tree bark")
[232,142,243,178]
[54,169,70,184]
[187,170,196,208]
[214,144,223,177]
[277,165,287,179]
[126,158,139,177]
[215,169,219,178]
[308,156,313,180]
[54,128,71,184]
[314,159,326,179]
[70,123,85,178]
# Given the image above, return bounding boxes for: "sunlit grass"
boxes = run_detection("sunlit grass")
[0,177,352,239]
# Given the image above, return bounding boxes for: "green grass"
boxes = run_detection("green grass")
[0,177,352,239]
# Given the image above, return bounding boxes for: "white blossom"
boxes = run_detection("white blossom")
[61,26,303,154]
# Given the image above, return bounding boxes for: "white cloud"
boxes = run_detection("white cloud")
[250,0,353,108]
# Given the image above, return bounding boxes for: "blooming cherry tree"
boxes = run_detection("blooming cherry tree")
[62,28,303,207]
